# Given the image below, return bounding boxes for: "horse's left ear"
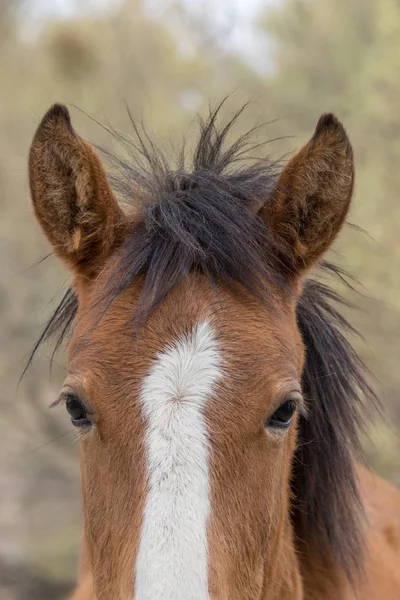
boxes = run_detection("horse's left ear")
[261,113,354,275]
[29,104,125,278]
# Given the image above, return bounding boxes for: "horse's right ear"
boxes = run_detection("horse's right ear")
[29,104,125,278]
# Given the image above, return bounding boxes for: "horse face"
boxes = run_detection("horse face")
[64,270,303,599]
[29,103,353,599]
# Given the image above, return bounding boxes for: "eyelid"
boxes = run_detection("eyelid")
[268,390,307,420]
[288,391,308,419]
[49,384,93,415]
[49,391,75,410]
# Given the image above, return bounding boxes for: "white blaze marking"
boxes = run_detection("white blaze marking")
[135,321,220,600]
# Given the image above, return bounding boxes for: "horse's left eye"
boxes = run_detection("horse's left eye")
[66,395,90,426]
[265,400,297,429]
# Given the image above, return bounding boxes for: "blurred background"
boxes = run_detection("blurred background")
[1,0,399,597]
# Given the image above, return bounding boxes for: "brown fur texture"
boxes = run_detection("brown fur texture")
[28,104,400,599]
[262,113,354,273]
[29,104,125,277]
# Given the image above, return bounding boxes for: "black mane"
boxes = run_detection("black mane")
[29,104,377,579]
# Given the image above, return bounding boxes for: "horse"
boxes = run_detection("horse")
[27,102,400,600]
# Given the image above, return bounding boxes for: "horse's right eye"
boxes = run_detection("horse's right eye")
[66,395,90,426]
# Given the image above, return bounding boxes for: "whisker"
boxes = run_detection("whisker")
[27,429,75,454]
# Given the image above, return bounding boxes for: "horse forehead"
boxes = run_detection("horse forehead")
[72,275,295,344]
[68,276,300,391]
[141,321,221,398]
[69,316,296,381]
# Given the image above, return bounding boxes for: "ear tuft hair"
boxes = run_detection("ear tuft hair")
[40,103,73,130]
[314,112,343,136]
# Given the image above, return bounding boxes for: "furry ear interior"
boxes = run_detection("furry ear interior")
[29,104,125,278]
[261,114,354,275]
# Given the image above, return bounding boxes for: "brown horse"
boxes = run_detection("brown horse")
[28,103,400,600]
